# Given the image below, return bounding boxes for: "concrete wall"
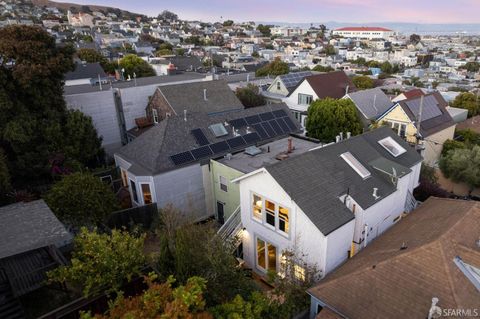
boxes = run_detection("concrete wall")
[65,90,122,154]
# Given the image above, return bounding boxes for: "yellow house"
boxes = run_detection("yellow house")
[377,92,456,166]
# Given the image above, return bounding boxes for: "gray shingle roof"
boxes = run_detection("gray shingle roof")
[117,103,301,175]
[157,80,244,115]
[346,88,393,120]
[65,62,106,81]
[0,200,73,259]
[265,126,422,235]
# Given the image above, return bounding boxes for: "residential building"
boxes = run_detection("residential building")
[114,104,301,221]
[308,197,480,319]
[332,27,395,40]
[263,71,314,103]
[343,87,393,128]
[377,91,456,166]
[64,62,108,86]
[232,127,421,279]
[283,71,355,128]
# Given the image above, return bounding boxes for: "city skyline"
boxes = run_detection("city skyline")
[54,0,480,24]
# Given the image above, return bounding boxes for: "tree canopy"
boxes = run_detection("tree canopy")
[48,228,146,297]
[409,34,421,45]
[459,61,480,73]
[352,75,374,90]
[255,57,289,77]
[256,24,272,37]
[45,172,119,227]
[451,92,480,117]
[440,145,480,192]
[312,65,334,72]
[235,84,266,108]
[157,10,178,21]
[0,25,104,187]
[306,98,363,142]
[119,54,155,78]
[76,48,116,73]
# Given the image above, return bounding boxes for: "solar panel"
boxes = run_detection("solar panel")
[283,117,297,131]
[227,136,246,149]
[191,129,209,146]
[259,112,274,121]
[277,118,290,133]
[253,124,269,139]
[245,114,262,125]
[210,141,230,154]
[404,95,442,121]
[229,118,247,128]
[261,122,275,137]
[170,151,195,166]
[191,146,213,160]
[273,109,288,118]
[280,71,312,88]
[243,132,260,144]
[269,119,283,135]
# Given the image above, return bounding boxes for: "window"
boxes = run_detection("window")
[340,152,371,179]
[141,183,152,204]
[399,124,406,138]
[219,175,228,192]
[294,264,306,281]
[130,180,138,203]
[121,169,128,188]
[279,206,289,233]
[265,200,275,227]
[252,194,262,220]
[276,82,281,90]
[152,108,159,124]
[378,136,407,157]
[298,93,313,105]
[257,237,277,272]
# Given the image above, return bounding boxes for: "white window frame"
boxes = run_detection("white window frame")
[255,235,278,273]
[219,175,228,192]
[298,93,313,105]
[152,108,159,124]
[130,179,139,204]
[250,192,290,237]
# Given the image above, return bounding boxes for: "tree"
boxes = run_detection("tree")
[451,92,480,117]
[352,75,374,90]
[223,20,234,27]
[440,145,480,193]
[157,10,178,21]
[235,84,266,108]
[413,165,449,202]
[48,228,146,297]
[409,34,421,45]
[380,61,393,74]
[323,44,336,56]
[155,49,173,56]
[211,292,272,319]
[80,274,212,319]
[256,24,272,37]
[255,57,289,77]
[460,62,480,73]
[119,54,155,78]
[0,26,75,184]
[0,148,11,204]
[77,48,107,65]
[312,65,334,72]
[306,98,363,142]
[45,172,119,227]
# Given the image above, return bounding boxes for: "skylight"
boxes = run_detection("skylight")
[378,137,407,157]
[340,152,371,179]
[209,123,228,137]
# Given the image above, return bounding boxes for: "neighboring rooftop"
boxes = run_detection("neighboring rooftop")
[0,200,72,259]
[334,26,393,32]
[65,62,106,81]
[218,136,319,174]
[308,197,480,319]
[456,115,480,133]
[278,71,313,91]
[346,87,393,121]
[263,126,421,235]
[290,71,356,100]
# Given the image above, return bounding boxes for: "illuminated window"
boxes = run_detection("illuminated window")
[294,264,306,281]
[121,169,128,188]
[257,237,277,272]
[265,200,275,227]
[279,206,289,233]
[257,238,266,269]
[141,184,152,204]
[252,194,262,220]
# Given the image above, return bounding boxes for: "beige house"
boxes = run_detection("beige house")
[377,91,455,166]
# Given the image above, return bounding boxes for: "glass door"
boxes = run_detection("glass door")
[256,237,277,273]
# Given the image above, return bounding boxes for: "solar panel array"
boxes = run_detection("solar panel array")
[170,111,298,166]
[404,95,442,122]
[279,71,312,88]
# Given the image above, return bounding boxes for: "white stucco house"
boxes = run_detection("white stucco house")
[232,127,422,278]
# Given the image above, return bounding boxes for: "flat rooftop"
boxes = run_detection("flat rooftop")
[218,136,319,173]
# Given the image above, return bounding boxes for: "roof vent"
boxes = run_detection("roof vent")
[276,153,290,161]
[203,88,207,101]
[400,242,408,250]
[245,146,262,156]
[373,187,380,200]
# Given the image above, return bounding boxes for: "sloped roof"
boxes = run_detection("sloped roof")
[116,103,301,175]
[289,71,356,100]
[155,80,244,115]
[265,127,421,235]
[308,197,480,319]
[0,200,72,259]
[65,62,106,80]
[346,87,393,120]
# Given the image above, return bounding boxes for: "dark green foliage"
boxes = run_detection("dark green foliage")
[440,145,480,192]
[456,129,480,145]
[306,98,363,142]
[76,48,115,73]
[0,26,103,186]
[45,172,119,227]
[352,75,374,90]
[157,10,178,21]
[255,57,289,77]
[119,54,156,78]
[380,61,393,74]
[441,139,466,156]
[323,44,336,56]
[223,20,234,27]
[235,84,266,108]
[211,292,273,319]
[312,65,334,72]
[256,24,272,36]
[0,148,11,204]
[413,165,449,201]
[451,92,480,117]
[409,33,421,44]
[459,61,480,73]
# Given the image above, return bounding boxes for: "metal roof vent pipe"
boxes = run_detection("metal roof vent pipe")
[340,132,344,141]
[347,132,351,139]
[203,89,207,101]
[335,135,341,143]
[287,137,293,153]
[183,110,187,121]
[345,85,349,95]
[373,188,380,200]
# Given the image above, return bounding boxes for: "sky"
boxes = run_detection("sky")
[57,0,480,24]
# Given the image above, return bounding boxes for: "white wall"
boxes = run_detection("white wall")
[283,80,318,113]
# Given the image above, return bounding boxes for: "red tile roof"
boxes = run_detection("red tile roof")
[335,27,393,32]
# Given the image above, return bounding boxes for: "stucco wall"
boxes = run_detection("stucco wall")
[210,160,243,221]
[421,125,455,166]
